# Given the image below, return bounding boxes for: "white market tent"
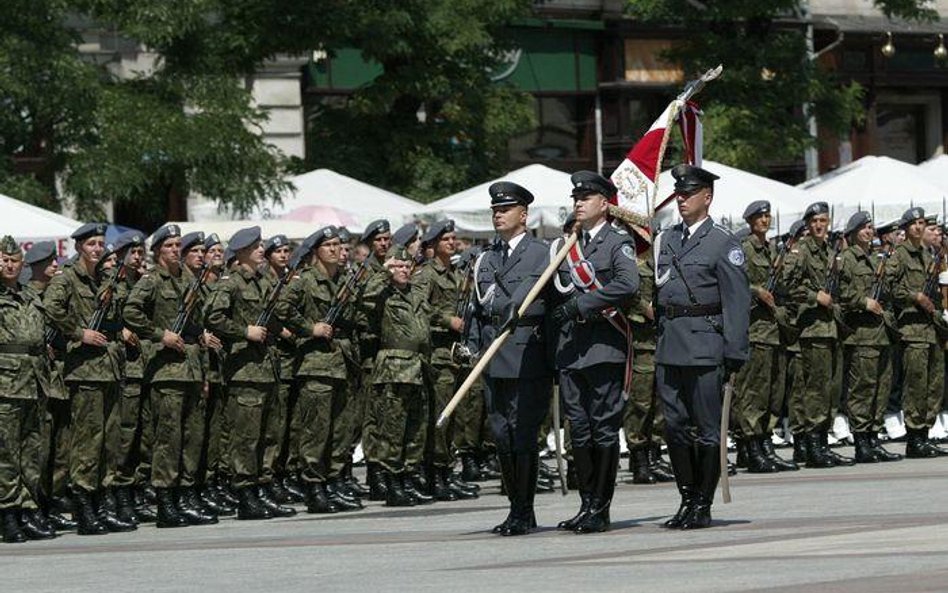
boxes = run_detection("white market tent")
[422,164,574,238]
[919,154,948,195]
[188,169,423,233]
[0,192,82,257]
[799,155,948,227]
[654,160,810,234]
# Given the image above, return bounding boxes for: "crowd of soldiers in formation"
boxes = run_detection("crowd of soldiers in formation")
[1,193,947,544]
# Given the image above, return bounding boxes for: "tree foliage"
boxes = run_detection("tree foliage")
[626,0,937,174]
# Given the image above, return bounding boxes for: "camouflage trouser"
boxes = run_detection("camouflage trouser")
[260,380,292,484]
[623,350,666,451]
[783,349,802,433]
[336,363,363,465]
[216,385,234,480]
[360,358,378,463]
[20,397,46,509]
[296,377,349,484]
[374,383,427,475]
[105,380,145,488]
[733,344,785,438]
[179,384,205,488]
[45,398,71,498]
[902,342,944,431]
[843,345,891,433]
[134,385,154,485]
[428,362,458,468]
[150,382,201,489]
[453,374,486,456]
[68,382,120,493]
[200,382,225,484]
[225,382,274,489]
[0,398,41,510]
[788,339,836,434]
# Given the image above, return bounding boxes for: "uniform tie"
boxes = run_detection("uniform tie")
[582,231,591,248]
[501,241,509,265]
[681,227,690,247]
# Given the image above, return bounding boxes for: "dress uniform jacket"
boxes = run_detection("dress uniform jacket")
[467,234,553,380]
[654,219,750,365]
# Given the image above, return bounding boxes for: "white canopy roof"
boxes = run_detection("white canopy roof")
[919,154,948,194]
[654,160,810,234]
[422,164,574,237]
[0,192,82,257]
[188,169,424,233]
[799,155,948,227]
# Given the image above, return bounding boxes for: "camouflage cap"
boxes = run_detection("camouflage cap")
[0,235,20,256]
[388,245,412,262]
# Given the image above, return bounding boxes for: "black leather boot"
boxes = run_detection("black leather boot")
[46,505,77,531]
[821,432,855,466]
[734,438,748,468]
[366,463,389,501]
[113,486,140,524]
[326,478,363,511]
[493,453,517,533]
[19,509,56,540]
[853,432,878,463]
[663,445,697,529]
[305,482,339,514]
[199,485,235,516]
[384,472,415,507]
[805,432,835,468]
[236,486,272,520]
[267,478,293,504]
[648,444,676,482]
[629,447,656,484]
[176,487,218,525]
[428,467,457,501]
[557,447,594,531]
[132,487,158,523]
[792,433,808,463]
[1,509,27,543]
[478,454,501,480]
[502,453,538,536]
[905,429,941,458]
[155,488,188,528]
[760,436,799,471]
[283,475,307,502]
[444,467,478,499]
[869,433,903,462]
[214,479,239,507]
[344,467,369,498]
[72,490,107,535]
[679,445,719,530]
[576,445,618,533]
[402,472,434,505]
[257,484,297,517]
[96,490,137,532]
[460,454,482,482]
[745,437,779,473]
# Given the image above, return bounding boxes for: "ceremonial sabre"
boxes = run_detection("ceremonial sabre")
[720,373,735,504]
[552,385,567,495]
[436,230,580,428]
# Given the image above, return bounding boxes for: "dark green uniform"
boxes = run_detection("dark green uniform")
[203,266,278,489]
[44,262,125,494]
[357,255,388,464]
[260,268,297,488]
[199,277,227,486]
[123,265,205,489]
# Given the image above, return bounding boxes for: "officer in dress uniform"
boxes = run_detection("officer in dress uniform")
[654,164,750,530]
[466,181,554,536]
[551,171,639,534]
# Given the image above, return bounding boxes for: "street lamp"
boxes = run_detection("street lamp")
[881,32,895,58]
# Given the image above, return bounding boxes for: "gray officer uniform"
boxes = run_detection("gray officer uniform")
[654,164,750,529]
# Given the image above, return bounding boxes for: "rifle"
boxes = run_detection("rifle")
[922,238,948,303]
[88,261,127,332]
[256,251,307,327]
[869,242,894,302]
[450,252,478,364]
[323,258,370,327]
[171,263,213,335]
[824,232,844,299]
[765,234,799,294]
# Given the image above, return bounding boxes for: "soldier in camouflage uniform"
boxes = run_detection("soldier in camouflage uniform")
[783,203,854,469]
[203,226,287,520]
[276,227,363,513]
[368,246,433,507]
[733,201,797,473]
[886,207,948,458]
[356,219,393,499]
[0,237,56,543]
[416,220,480,501]
[123,226,217,528]
[837,212,902,463]
[44,223,135,535]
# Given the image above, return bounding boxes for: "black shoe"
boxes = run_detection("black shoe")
[734,438,748,469]
[257,485,297,517]
[501,453,538,536]
[853,432,880,463]
[215,482,239,507]
[460,454,482,482]
[142,485,157,505]
[821,432,855,466]
[236,486,273,520]
[326,485,363,512]
[648,445,677,482]
[678,445,720,530]
[344,470,369,498]
[663,444,697,529]
[574,445,619,534]
[663,493,696,529]
[113,486,140,524]
[155,488,189,528]
[760,436,799,471]
[745,437,779,473]
[478,455,501,480]
[199,486,235,516]
[268,479,293,504]
[283,476,307,503]
[305,483,339,514]
[629,448,656,484]
[402,473,434,505]
[1,509,27,543]
[47,508,77,531]
[326,478,361,505]
[366,463,389,501]
[805,433,835,468]
[792,433,808,463]
[869,433,903,462]
[444,469,479,499]
[96,491,137,532]
[678,496,712,530]
[132,487,158,523]
[19,509,56,540]
[385,472,415,507]
[176,487,218,525]
[428,468,457,501]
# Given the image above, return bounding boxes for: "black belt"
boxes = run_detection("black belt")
[658,303,722,319]
[489,315,543,327]
[0,344,41,355]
